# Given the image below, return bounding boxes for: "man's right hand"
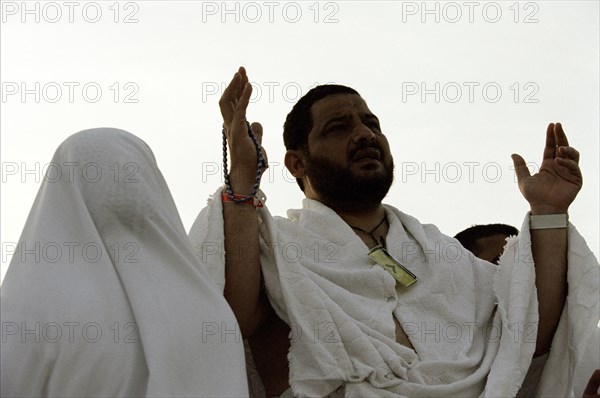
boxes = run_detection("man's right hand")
[219,67,271,339]
[219,66,266,194]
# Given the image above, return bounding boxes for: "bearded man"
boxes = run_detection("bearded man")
[189,67,599,397]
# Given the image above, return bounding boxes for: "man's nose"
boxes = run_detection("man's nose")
[352,123,376,143]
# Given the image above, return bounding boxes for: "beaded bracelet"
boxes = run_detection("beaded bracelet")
[222,120,267,204]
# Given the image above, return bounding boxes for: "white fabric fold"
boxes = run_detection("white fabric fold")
[261,200,500,397]
[190,191,599,397]
[1,129,249,397]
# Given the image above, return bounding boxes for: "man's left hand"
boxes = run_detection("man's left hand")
[512,122,583,215]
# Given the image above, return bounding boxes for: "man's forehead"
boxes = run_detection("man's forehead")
[310,93,372,121]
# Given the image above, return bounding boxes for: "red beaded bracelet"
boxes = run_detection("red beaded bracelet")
[221,193,264,208]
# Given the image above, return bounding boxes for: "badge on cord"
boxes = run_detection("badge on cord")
[368,247,417,287]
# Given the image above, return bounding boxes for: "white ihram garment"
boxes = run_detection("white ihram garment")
[190,189,599,397]
[1,129,249,397]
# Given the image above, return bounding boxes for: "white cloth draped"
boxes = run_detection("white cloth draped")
[190,189,599,397]
[1,129,249,397]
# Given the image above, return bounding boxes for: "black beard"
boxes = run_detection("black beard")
[304,150,394,213]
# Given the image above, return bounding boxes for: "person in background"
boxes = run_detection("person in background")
[454,223,519,265]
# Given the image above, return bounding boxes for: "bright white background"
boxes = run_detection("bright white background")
[1,0,599,287]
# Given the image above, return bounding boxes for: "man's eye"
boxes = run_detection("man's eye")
[326,125,345,133]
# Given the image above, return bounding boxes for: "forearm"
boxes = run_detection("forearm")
[219,66,270,338]
[530,210,568,357]
[510,123,581,357]
[223,173,264,337]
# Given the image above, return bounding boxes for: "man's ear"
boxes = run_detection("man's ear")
[284,149,306,178]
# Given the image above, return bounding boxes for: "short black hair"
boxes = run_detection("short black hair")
[454,223,519,253]
[283,84,359,191]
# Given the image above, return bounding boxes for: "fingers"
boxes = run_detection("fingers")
[555,157,581,175]
[220,66,249,125]
[553,123,580,171]
[251,122,263,143]
[511,153,531,183]
[543,122,575,164]
[232,82,252,126]
[219,70,242,123]
[555,148,583,187]
[235,66,248,101]
[542,123,557,160]
[251,122,269,169]
[557,145,580,163]
[553,122,570,147]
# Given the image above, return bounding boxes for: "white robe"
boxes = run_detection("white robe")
[1,129,249,397]
[190,189,599,397]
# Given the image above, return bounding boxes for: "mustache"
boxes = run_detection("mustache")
[348,140,381,160]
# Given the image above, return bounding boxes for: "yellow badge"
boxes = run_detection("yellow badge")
[368,247,417,287]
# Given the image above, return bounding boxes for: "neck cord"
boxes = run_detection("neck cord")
[349,213,388,248]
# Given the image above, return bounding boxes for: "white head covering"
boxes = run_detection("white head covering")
[1,128,248,397]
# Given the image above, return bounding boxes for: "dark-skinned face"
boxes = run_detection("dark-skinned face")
[303,94,394,212]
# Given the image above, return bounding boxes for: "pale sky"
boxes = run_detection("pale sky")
[1,0,599,284]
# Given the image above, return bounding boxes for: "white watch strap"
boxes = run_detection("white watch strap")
[530,214,569,229]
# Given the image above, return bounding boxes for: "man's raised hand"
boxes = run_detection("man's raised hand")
[511,123,583,215]
[220,67,270,338]
[219,66,266,194]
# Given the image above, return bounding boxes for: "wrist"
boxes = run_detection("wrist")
[529,205,569,215]
[529,213,569,229]
[228,168,258,194]
[222,193,264,208]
